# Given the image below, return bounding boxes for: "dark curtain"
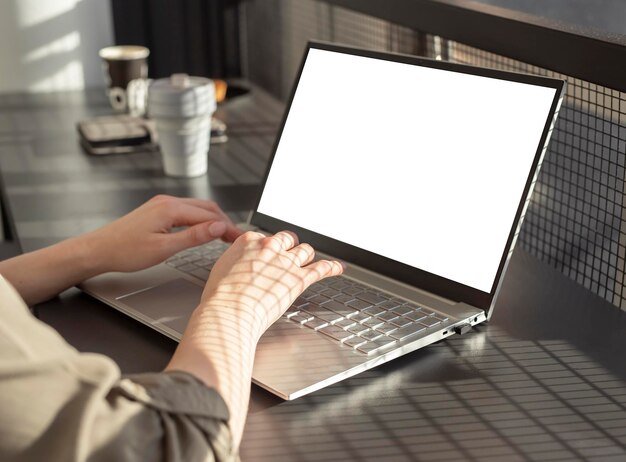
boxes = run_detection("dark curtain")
[110,0,242,79]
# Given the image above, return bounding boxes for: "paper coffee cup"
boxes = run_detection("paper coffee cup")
[148,74,216,178]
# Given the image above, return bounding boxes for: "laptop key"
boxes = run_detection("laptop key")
[284,310,300,318]
[334,318,356,329]
[329,280,352,290]
[303,309,343,324]
[320,288,342,298]
[357,337,397,355]
[350,313,371,324]
[292,297,309,308]
[319,325,354,341]
[405,310,427,322]
[379,300,400,311]
[347,299,371,311]
[363,306,385,316]
[195,257,214,267]
[348,324,368,335]
[178,263,198,273]
[322,300,358,317]
[376,311,398,323]
[290,313,314,324]
[307,284,326,294]
[390,317,412,328]
[363,318,384,329]
[343,286,364,296]
[420,308,435,316]
[391,306,413,317]
[390,324,426,341]
[375,324,398,336]
[334,294,355,304]
[356,292,389,305]
[304,318,328,330]
[434,314,449,322]
[307,294,331,305]
[183,254,203,263]
[167,258,185,267]
[359,329,382,341]
[419,316,441,328]
[343,336,367,349]
[301,305,328,315]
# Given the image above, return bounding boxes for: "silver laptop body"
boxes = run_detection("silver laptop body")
[81,42,565,400]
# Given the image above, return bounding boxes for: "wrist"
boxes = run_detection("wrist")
[60,233,109,278]
[193,299,266,344]
[167,301,262,380]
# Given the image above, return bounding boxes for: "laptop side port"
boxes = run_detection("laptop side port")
[453,324,472,335]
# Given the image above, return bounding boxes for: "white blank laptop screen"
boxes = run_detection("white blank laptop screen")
[258,48,557,293]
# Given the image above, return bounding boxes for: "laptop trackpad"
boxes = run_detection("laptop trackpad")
[117,279,203,333]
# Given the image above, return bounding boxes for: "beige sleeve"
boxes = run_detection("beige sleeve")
[0,276,238,462]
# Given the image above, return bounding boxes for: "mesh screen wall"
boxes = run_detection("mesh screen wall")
[240,0,626,310]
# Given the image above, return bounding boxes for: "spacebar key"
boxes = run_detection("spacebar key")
[390,324,426,341]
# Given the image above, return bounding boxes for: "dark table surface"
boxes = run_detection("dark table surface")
[1,87,625,462]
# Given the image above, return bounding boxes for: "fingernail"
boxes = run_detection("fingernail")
[208,221,226,237]
[339,260,347,270]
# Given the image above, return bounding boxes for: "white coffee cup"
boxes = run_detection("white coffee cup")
[148,74,216,177]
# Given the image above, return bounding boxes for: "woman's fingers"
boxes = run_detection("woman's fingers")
[270,231,299,251]
[166,201,243,242]
[164,222,227,255]
[221,224,244,243]
[177,198,235,228]
[170,203,224,227]
[303,259,345,286]
[287,243,315,266]
[175,197,221,213]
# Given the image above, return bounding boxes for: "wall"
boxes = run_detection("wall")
[241,0,417,100]
[0,0,114,94]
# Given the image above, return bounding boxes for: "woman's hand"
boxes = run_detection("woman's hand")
[82,195,243,274]
[166,230,344,446]
[0,195,242,306]
[199,230,344,336]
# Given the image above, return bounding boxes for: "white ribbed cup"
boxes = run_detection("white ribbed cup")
[148,74,216,177]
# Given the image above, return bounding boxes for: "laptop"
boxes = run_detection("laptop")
[80,42,565,400]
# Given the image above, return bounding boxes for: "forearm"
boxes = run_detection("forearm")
[0,235,102,306]
[0,195,242,306]
[165,302,263,448]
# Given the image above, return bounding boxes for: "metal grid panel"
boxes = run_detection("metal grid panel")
[445,42,626,308]
[241,0,626,310]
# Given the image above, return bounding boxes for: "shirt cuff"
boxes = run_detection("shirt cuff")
[117,370,230,421]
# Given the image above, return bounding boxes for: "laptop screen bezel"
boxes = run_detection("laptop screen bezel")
[250,41,565,313]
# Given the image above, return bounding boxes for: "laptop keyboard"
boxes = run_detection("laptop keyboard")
[167,241,450,356]
[285,277,449,355]
[166,241,230,280]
